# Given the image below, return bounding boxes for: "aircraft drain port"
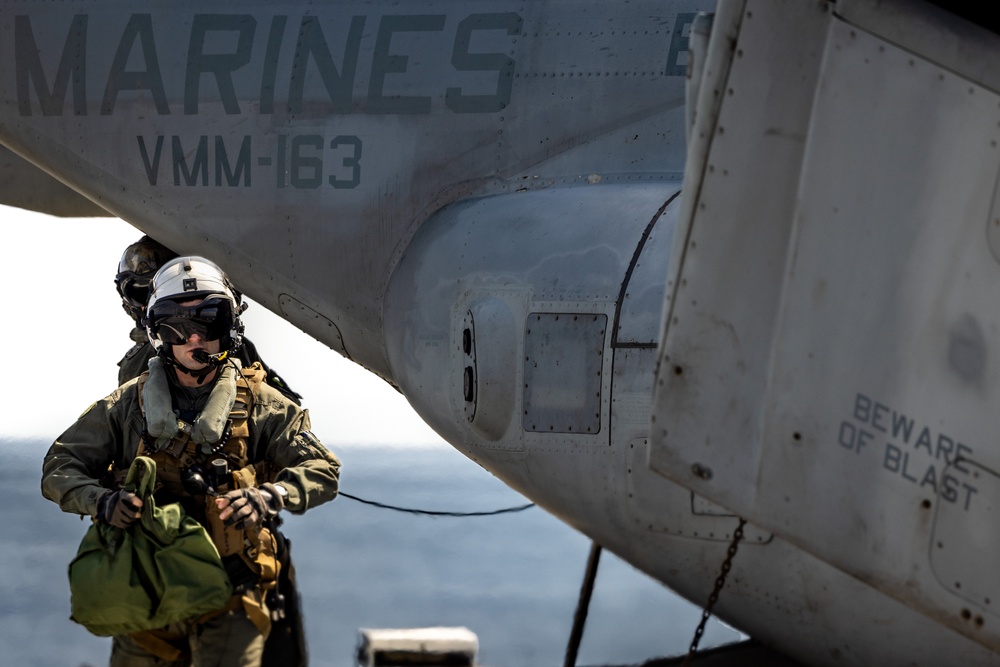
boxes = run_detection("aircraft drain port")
[461,298,516,441]
[463,366,475,404]
[462,320,477,421]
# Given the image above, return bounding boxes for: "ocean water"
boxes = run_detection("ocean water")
[4,439,738,667]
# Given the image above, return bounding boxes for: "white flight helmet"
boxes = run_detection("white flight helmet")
[144,256,245,360]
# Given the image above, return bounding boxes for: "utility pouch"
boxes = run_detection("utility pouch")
[205,465,257,558]
[228,467,280,588]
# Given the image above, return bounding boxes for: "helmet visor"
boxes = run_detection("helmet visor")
[154,318,216,345]
[147,297,233,345]
[115,272,152,310]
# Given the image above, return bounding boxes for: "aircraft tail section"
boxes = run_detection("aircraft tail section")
[652,0,1000,652]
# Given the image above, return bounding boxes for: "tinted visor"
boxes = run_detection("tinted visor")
[148,297,233,345]
[115,272,152,310]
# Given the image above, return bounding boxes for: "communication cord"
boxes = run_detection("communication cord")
[338,491,535,517]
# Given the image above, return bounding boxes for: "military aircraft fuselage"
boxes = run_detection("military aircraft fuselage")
[4,0,999,665]
[1,0,696,379]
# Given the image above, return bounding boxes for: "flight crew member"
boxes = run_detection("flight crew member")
[42,256,341,666]
[115,235,302,404]
[114,236,310,666]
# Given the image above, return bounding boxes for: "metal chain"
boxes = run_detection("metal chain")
[682,517,747,666]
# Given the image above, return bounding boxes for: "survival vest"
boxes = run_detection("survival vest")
[125,362,280,636]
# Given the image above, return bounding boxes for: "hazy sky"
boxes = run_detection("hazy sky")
[0,205,441,447]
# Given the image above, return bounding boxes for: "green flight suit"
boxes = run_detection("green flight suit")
[117,336,307,666]
[41,365,340,667]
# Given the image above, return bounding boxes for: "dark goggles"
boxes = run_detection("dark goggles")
[147,297,233,345]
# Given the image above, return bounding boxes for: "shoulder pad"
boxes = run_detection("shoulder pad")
[122,342,146,360]
[239,362,268,392]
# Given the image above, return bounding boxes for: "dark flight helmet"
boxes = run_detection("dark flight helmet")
[115,235,179,324]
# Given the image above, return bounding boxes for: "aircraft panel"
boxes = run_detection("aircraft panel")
[521,301,613,450]
[651,0,828,507]
[523,312,606,434]
[652,0,1000,651]
[930,458,999,619]
[838,0,1000,95]
[760,16,1000,641]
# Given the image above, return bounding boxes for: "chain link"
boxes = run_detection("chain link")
[682,517,746,666]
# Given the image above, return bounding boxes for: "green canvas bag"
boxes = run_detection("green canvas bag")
[68,456,233,636]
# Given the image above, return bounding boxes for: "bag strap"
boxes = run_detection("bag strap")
[123,456,157,499]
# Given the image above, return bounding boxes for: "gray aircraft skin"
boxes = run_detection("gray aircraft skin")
[3,0,1000,664]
